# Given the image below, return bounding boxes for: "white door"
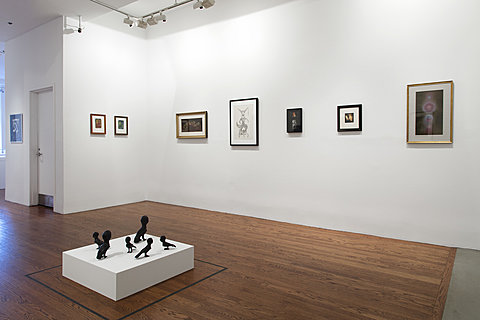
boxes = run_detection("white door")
[37,89,55,202]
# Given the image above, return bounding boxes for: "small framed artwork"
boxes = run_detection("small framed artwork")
[114,116,128,135]
[176,111,208,139]
[10,113,23,143]
[90,114,106,135]
[287,108,303,133]
[337,104,362,132]
[230,97,259,146]
[407,80,453,143]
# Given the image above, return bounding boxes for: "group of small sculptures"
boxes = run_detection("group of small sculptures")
[93,215,176,260]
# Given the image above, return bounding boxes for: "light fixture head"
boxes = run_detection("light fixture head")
[123,16,134,28]
[202,0,215,9]
[193,1,203,10]
[137,19,148,29]
[63,28,75,34]
[147,16,157,25]
[155,13,167,23]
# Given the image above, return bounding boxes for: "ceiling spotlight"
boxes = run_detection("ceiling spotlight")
[147,15,157,25]
[137,19,148,29]
[155,13,167,23]
[63,28,75,34]
[193,0,203,9]
[202,0,215,9]
[123,16,134,28]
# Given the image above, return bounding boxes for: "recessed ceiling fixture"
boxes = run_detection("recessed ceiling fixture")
[89,0,216,29]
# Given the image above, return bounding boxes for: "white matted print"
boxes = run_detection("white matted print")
[337,104,362,132]
[176,111,208,139]
[90,114,106,135]
[230,98,259,146]
[114,116,128,135]
[407,80,453,143]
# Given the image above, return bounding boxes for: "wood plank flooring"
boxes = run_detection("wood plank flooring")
[0,190,455,319]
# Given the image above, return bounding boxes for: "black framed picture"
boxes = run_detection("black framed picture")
[287,108,302,133]
[229,98,259,146]
[114,116,128,135]
[337,104,362,132]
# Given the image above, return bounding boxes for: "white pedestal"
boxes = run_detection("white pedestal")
[62,234,194,301]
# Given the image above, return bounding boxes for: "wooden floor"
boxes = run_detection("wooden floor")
[0,190,455,320]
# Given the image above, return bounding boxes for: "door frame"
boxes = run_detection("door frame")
[29,86,55,208]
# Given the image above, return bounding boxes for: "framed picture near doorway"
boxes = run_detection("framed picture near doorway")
[230,97,259,146]
[114,116,128,135]
[407,80,453,143]
[10,113,23,143]
[90,114,106,135]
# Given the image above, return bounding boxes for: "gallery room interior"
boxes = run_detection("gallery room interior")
[1,0,479,319]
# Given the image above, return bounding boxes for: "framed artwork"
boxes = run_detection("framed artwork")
[287,108,303,133]
[407,80,453,143]
[176,111,208,139]
[114,116,128,135]
[337,104,362,132]
[230,97,259,146]
[90,114,106,135]
[10,113,23,143]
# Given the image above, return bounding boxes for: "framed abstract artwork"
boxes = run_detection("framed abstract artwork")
[114,116,128,135]
[287,108,303,133]
[90,114,106,135]
[230,98,259,146]
[337,104,362,132]
[176,111,208,139]
[407,80,453,143]
[10,113,23,143]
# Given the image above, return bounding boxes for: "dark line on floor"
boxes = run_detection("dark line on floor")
[118,266,228,320]
[25,259,227,320]
[26,273,108,320]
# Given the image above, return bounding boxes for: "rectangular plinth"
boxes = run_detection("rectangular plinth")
[62,234,194,301]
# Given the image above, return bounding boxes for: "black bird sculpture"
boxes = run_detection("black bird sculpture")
[125,236,136,253]
[135,238,153,258]
[160,235,176,250]
[134,216,149,243]
[93,232,103,249]
[96,230,112,260]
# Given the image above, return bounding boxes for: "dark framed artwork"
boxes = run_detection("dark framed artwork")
[114,116,128,135]
[337,104,362,132]
[10,113,23,143]
[230,97,259,146]
[407,80,453,143]
[287,108,302,133]
[176,111,208,139]
[90,114,106,135]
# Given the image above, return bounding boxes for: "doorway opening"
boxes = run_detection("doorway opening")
[29,87,55,208]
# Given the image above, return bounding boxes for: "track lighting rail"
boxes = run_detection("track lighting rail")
[89,0,215,28]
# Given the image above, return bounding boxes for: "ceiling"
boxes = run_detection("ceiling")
[0,0,180,42]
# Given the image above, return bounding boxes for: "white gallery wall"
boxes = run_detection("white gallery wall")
[4,0,480,249]
[145,0,480,250]
[62,14,149,214]
[5,17,64,212]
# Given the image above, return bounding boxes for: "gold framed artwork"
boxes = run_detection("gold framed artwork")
[176,111,208,139]
[90,114,106,135]
[407,80,453,143]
